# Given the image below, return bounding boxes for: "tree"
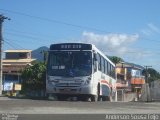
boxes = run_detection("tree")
[108,56,124,65]
[142,68,160,83]
[21,62,46,93]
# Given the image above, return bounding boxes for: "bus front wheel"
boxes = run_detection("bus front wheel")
[91,95,99,101]
[77,96,89,101]
[91,85,100,102]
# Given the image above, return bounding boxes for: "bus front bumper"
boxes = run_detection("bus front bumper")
[46,85,93,95]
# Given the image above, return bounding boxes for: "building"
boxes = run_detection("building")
[116,62,145,101]
[116,62,145,91]
[2,50,36,92]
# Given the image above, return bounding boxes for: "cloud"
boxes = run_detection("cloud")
[141,23,160,36]
[148,23,160,33]
[141,29,152,36]
[80,31,139,56]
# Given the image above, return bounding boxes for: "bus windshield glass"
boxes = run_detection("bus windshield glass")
[47,51,92,77]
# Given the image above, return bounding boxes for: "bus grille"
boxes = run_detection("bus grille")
[55,83,82,87]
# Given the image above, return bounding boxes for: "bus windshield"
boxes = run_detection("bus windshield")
[47,51,92,77]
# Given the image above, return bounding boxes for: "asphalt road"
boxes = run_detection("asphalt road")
[0,97,160,120]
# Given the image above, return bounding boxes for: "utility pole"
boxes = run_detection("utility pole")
[144,66,152,102]
[0,15,10,96]
[144,66,152,83]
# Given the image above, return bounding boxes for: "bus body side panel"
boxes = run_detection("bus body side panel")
[92,72,111,97]
[92,70,101,95]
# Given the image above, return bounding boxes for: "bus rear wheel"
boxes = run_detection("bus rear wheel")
[102,96,110,101]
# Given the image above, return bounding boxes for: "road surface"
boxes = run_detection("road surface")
[0,97,160,120]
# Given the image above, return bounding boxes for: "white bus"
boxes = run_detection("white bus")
[46,43,117,101]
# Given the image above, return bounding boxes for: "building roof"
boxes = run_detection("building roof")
[4,50,32,53]
[2,59,36,63]
[116,62,144,70]
[3,63,32,66]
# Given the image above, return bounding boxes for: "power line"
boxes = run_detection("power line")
[5,32,160,55]
[3,27,160,53]
[5,31,160,54]
[1,9,160,44]
[140,37,160,44]
[106,48,155,55]
[1,9,160,49]
[4,33,55,46]
[4,40,19,49]
[4,39,25,49]
[5,28,59,39]
[5,29,160,48]
[5,28,160,46]
[4,37,50,51]
[5,32,48,42]
[0,8,109,33]
[5,36,160,55]
[4,35,160,55]
[1,9,160,56]
[4,37,42,44]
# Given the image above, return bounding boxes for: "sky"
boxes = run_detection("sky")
[0,0,160,71]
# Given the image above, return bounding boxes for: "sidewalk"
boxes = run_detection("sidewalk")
[0,96,13,100]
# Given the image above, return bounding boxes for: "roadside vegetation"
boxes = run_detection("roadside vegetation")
[108,56,124,65]
[142,68,160,83]
[21,62,46,98]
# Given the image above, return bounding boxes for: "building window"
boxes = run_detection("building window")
[19,53,26,58]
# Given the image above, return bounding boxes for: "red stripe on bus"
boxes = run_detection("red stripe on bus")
[101,80,113,88]
[101,80,109,85]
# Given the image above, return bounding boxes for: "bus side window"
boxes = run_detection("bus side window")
[113,67,116,79]
[97,54,101,71]
[107,62,110,75]
[110,64,112,76]
[105,60,108,75]
[93,53,97,72]
[93,59,97,72]
[102,57,105,73]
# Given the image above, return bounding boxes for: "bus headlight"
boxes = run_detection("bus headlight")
[84,77,91,85]
[85,80,90,85]
[47,76,59,83]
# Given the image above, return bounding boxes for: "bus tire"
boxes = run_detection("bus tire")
[78,96,89,101]
[91,95,99,101]
[57,95,68,101]
[91,84,100,102]
[102,96,107,101]
[102,96,110,101]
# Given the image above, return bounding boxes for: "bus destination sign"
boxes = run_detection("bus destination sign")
[50,43,92,50]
